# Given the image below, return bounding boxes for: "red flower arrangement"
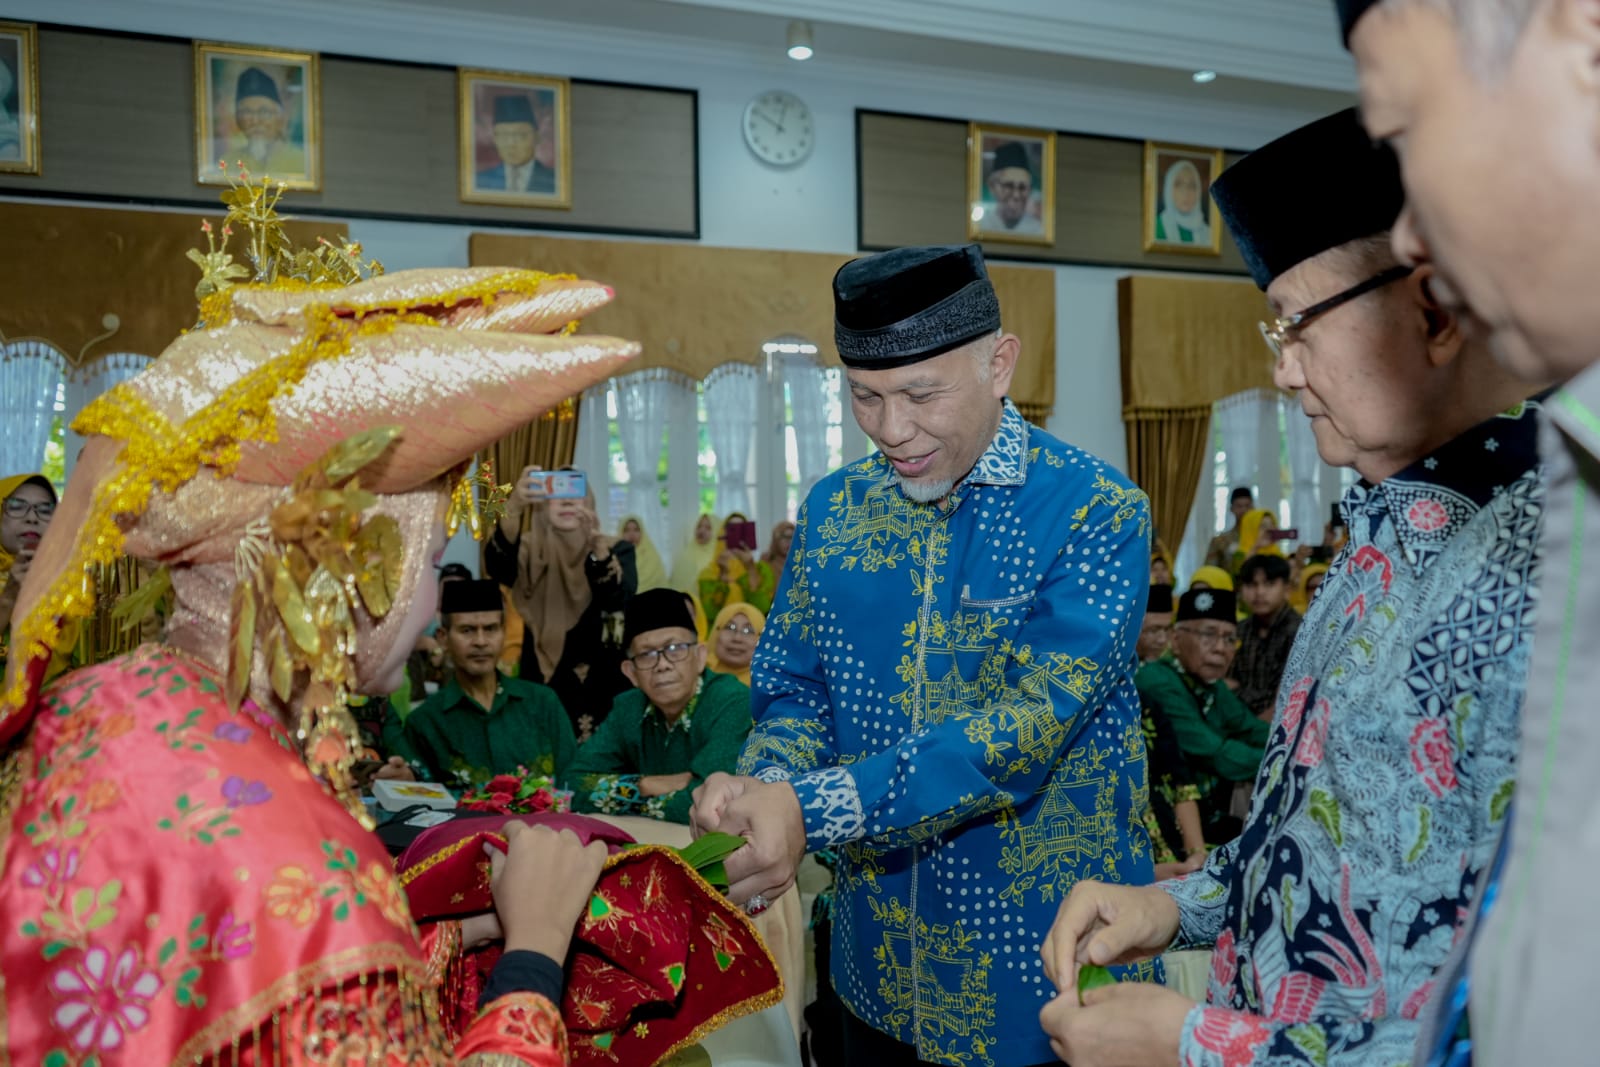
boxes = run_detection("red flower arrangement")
[459,767,572,816]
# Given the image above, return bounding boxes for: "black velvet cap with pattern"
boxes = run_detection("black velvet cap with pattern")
[833,244,1002,369]
[1211,108,1404,289]
[1178,588,1237,624]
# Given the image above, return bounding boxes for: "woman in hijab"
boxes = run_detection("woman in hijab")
[1290,561,1330,615]
[1151,542,1175,587]
[0,473,56,674]
[698,513,778,617]
[668,511,717,594]
[762,520,796,591]
[1233,508,1284,571]
[1155,158,1211,246]
[485,468,637,739]
[618,515,668,592]
[707,602,765,688]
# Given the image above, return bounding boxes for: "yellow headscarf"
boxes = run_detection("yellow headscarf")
[1290,562,1330,615]
[668,512,719,594]
[699,514,751,584]
[706,602,765,688]
[1188,565,1235,593]
[618,515,668,592]
[1235,508,1284,562]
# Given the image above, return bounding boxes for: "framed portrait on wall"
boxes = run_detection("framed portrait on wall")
[1142,141,1224,255]
[0,22,40,175]
[459,69,571,209]
[194,42,320,190]
[967,122,1055,246]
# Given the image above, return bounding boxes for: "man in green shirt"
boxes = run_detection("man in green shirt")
[1135,587,1268,842]
[567,588,751,824]
[403,579,575,788]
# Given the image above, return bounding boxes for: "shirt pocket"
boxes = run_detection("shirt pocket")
[958,586,1037,614]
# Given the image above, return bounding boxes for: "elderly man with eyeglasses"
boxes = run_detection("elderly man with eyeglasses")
[0,472,56,671]
[1037,109,1545,1067]
[565,587,752,825]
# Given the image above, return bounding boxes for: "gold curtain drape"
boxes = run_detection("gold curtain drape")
[468,233,1057,418]
[482,398,581,535]
[1118,274,1278,544]
[1123,407,1213,555]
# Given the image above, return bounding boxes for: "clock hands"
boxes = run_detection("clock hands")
[751,108,786,133]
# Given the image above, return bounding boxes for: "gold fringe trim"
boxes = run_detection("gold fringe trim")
[170,941,430,1064]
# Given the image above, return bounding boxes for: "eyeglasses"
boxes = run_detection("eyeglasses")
[1175,625,1235,648]
[629,641,697,670]
[721,622,758,637]
[1259,265,1415,360]
[3,498,54,521]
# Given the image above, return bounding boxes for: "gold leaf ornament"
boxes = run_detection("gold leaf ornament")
[353,515,401,618]
[272,554,321,656]
[227,580,258,711]
[318,425,402,485]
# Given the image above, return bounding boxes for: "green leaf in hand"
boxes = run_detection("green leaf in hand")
[1077,963,1116,1006]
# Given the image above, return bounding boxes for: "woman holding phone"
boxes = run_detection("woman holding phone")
[486,465,637,741]
[697,512,777,617]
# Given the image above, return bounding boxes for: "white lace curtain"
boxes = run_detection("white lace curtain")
[0,341,66,478]
[63,353,153,480]
[1282,394,1327,536]
[612,369,683,545]
[573,385,611,522]
[703,363,760,519]
[1214,388,1275,499]
[784,358,830,504]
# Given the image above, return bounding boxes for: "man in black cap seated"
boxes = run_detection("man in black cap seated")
[566,588,751,825]
[402,578,575,788]
[1136,588,1266,844]
[693,243,1155,1067]
[228,66,304,175]
[1137,582,1176,665]
[476,94,556,194]
[1040,108,1543,1067]
[982,141,1043,235]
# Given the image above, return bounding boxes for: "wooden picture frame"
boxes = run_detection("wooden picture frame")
[194,41,321,190]
[1142,141,1225,255]
[459,68,572,210]
[966,122,1055,246]
[0,22,40,175]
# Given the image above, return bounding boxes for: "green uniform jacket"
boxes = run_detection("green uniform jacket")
[565,669,752,824]
[402,674,576,788]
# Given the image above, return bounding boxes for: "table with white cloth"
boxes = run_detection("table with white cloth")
[592,814,806,1067]
[1161,948,1211,1001]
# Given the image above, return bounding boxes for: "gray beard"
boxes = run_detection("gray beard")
[244,135,274,162]
[892,472,955,503]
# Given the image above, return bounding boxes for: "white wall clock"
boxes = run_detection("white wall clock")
[742,90,814,166]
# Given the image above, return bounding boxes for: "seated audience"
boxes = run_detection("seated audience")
[708,602,765,686]
[1234,507,1284,571]
[699,513,777,616]
[407,561,470,694]
[668,511,717,594]
[1187,564,1234,593]
[566,588,752,824]
[403,579,576,787]
[1231,553,1302,719]
[1150,543,1175,587]
[1136,588,1267,842]
[0,473,57,675]
[1137,583,1175,665]
[486,466,637,741]
[1205,486,1255,569]
[619,514,670,592]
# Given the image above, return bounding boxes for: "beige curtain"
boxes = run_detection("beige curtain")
[1118,274,1277,546]
[482,398,580,536]
[470,233,1058,420]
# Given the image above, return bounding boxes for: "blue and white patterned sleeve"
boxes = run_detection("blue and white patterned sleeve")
[1157,836,1239,951]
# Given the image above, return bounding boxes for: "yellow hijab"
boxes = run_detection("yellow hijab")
[0,474,56,583]
[1236,509,1284,561]
[1188,565,1235,593]
[699,514,751,584]
[669,512,719,593]
[1290,562,1330,615]
[707,602,765,688]
[618,515,668,592]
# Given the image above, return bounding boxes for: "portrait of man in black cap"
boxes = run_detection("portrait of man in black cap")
[195,44,317,189]
[968,124,1055,244]
[460,70,569,207]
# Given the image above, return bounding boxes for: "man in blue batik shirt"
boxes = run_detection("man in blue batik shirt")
[1039,110,1544,1067]
[691,243,1157,1067]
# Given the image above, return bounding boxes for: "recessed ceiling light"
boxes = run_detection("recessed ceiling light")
[1192,69,1218,83]
[787,20,814,61]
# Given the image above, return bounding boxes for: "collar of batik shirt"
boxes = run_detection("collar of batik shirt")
[1340,396,1543,575]
[643,673,705,734]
